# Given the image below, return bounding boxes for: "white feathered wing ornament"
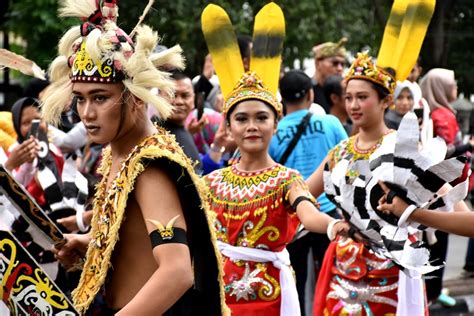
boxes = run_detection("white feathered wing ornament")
[0,48,46,80]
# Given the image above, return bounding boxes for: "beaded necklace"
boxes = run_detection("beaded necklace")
[347,130,394,160]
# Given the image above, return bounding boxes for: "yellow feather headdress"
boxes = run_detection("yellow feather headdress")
[201,3,285,118]
[377,0,436,81]
[346,0,435,93]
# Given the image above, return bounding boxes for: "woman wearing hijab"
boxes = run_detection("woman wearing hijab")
[421,69,459,145]
[421,69,474,158]
[3,97,66,288]
[5,97,64,208]
[419,68,471,307]
[385,80,419,130]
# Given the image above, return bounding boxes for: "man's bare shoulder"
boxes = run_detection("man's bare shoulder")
[135,163,176,194]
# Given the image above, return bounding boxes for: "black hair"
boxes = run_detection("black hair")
[171,70,190,81]
[377,67,395,100]
[23,78,50,99]
[384,67,396,78]
[283,94,307,105]
[370,82,391,100]
[323,75,343,106]
[237,35,252,60]
[114,91,130,140]
[415,56,422,66]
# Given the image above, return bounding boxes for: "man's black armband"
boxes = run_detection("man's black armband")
[149,227,188,249]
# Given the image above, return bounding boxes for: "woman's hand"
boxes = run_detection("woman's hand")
[331,220,350,238]
[202,54,214,80]
[377,181,410,217]
[4,137,38,170]
[331,221,368,244]
[214,120,236,152]
[52,233,91,270]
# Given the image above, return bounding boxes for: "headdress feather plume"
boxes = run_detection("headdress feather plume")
[0,48,46,80]
[377,0,435,81]
[250,3,285,95]
[149,45,185,70]
[59,0,97,19]
[201,4,244,98]
[377,0,408,69]
[130,0,155,38]
[43,0,183,125]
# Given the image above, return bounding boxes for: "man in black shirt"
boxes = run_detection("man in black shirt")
[158,71,203,173]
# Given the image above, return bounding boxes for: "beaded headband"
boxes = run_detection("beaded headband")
[224,72,282,118]
[345,52,396,95]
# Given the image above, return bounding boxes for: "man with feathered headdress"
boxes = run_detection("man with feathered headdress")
[43,1,227,315]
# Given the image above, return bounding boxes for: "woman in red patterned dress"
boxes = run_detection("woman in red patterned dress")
[204,73,349,315]
[201,5,348,315]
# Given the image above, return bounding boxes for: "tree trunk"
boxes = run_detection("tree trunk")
[425,0,457,69]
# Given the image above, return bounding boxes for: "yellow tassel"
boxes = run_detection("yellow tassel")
[201,4,244,99]
[250,3,285,96]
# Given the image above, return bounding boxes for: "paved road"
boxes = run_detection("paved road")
[430,234,474,315]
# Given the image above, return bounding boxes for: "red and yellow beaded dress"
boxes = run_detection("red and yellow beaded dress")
[205,163,303,315]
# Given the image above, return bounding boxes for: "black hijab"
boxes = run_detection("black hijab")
[11,97,62,207]
[11,97,41,143]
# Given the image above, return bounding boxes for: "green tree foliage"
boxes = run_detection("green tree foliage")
[5,0,76,67]
[5,0,390,75]
[423,0,474,96]
[4,0,473,95]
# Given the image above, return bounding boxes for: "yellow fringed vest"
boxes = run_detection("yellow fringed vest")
[72,128,228,315]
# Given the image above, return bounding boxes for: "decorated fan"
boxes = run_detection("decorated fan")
[326,112,469,274]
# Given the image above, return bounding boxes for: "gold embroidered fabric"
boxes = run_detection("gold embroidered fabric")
[205,164,306,312]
